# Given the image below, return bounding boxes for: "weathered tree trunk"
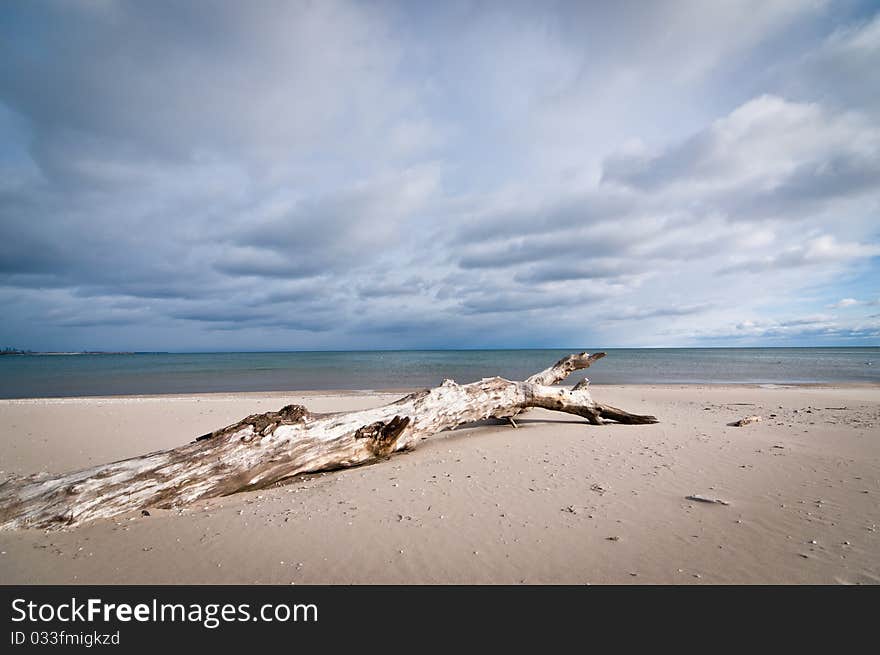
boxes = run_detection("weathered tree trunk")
[0,353,656,530]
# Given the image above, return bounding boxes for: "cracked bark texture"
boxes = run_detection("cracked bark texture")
[0,352,657,530]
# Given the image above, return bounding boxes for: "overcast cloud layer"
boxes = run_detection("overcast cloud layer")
[1,0,878,351]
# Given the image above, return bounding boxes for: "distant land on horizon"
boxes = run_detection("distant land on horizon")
[1,348,140,356]
[2,345,880,356]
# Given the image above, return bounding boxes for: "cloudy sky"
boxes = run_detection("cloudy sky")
[1,0,878,351]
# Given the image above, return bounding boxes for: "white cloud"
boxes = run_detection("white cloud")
[602,94,880,201]
[828,297,880,308]
[719,235,880,274]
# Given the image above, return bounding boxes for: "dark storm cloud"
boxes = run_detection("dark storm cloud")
[0,1,402,166]
[717,235,880,275]
[0,192,81,276]
[600,95,880,205]
[457,238,580,270]
[356,277,427,299]
[0,1,878,350]
[201,316,335,333]
[450,190,637,245]
[601,133,719,191]
[513,260,644,284]
[602,304,713,321]
[455,215,656,272]
[214,251,325,281]
[58,316,144,329]
[459,288,611,315]
[171,308,275,324]
[222,168,437,281]
[720,152,880,221]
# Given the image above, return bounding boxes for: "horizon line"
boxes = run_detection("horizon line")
[4,345,879,355]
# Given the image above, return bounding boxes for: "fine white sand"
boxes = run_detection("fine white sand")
[0,385,878,584]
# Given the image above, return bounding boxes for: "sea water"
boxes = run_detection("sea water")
[0,348,877,399]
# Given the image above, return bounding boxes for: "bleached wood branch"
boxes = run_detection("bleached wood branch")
[0,352,656,530]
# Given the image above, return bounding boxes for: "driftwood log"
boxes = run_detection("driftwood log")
[0,352,657,530]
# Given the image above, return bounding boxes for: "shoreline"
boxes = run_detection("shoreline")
[1,385,878,584]
[2,380,879,404]
[3,348,877,401]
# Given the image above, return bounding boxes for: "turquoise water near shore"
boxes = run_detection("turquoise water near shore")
[0,348,877,399]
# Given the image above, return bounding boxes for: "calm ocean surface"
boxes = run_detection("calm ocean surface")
[0,348,877,399]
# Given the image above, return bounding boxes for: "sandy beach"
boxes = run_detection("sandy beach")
[0,384,877,584]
